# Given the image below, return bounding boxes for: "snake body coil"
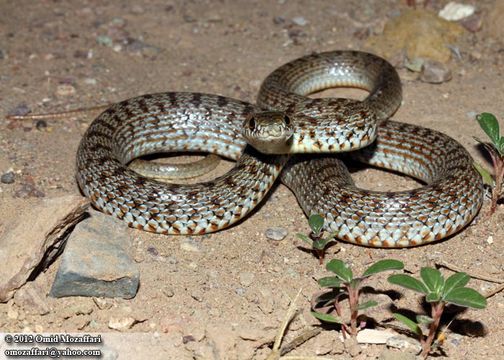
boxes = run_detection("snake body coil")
[76,51,483,247]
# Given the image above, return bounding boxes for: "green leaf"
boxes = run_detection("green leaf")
[311,311,343,324]
[362,259,404,277]
[326,259,353,282]
[313,238,330,250]
[420,267,444,294]
[416,315,433,325]
[318,276,342,288]
[393,313,423,336]
[477,113,500,144]
[426,292,441,303]
[314,291,338,306]
[473,162,495,186]
[443,272,470,297]
[443,287,487,309]
[358,300,378,311]
[296,233,313,245]
[498,137,504,156]
[388,274,429,294]
[308,214,325,235]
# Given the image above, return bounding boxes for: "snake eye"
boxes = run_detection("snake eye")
[248,116,256,130]
[283,115,291,126]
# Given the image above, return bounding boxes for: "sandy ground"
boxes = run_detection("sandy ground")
[0,0,503,359]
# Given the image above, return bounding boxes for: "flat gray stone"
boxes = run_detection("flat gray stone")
[50,210,139,299]
[0,195,89,302]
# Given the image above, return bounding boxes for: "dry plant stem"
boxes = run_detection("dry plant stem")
[5,104,111,121]
[437,261,504,284]
[266,289,302,360]
[421,302,445,359]
[485,283,504,299]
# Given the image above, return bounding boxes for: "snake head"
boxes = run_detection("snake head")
[241,111,294,154]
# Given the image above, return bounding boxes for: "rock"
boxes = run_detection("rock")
[365,9,463,63]
[292,16,308,26]
[161,286,175,298]
[265,227,288,241]
[1,171,15,184]
[379,349,417,360]
[420,60,452,83]
[55,84,76,97]
[93,297,114,310]
[180,238,202,252]
[14,181,45,198]
[7,103,30,117]
[239,272,255,287]
[356,329,396,344]
[61,301,94,319]
[439,2,475,21]
[0,196,89,302]
[13,282,50,315]
[386,335,422,354]
[108,317,136,331]
[344,337,361,357]
[35,120,48,131]
[459,13,482,32]
[50,210,139,299]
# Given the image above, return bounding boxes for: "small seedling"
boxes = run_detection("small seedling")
[312,259,404,339]
[388,268,487,359]
[296,214,337,264]
[474,112,504,215]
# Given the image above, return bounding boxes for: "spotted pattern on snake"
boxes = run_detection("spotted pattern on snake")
[76,51,484,246]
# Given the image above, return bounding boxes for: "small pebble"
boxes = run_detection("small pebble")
[273,16,285,25]
[1,171,15,184]
[108,317,136,331]
[83,78,97,85]
[292,16,308,26]
[0,49,5,59]
[182,335,196,344]
[265,227,288,241]
[55,84,76,97]
[438,2,475,21]
[96,35,113,47]
[180,238,201,252]
[487,235,494,244]
[36,120,47,131]
[162,286,175,298]
[93,297,114,310]
[146,245,159,256]
[14,183,45,198]
[386,335,422,354]
[420,60,452,84]
[8,103,31,117]
[460,13,482,32]
[239,272,255,287]
[191,291,204,302]
[235,287,246,296]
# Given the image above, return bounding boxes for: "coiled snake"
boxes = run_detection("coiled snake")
[76,51,483,247]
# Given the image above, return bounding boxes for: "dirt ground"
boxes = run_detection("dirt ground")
[0,0,503,359]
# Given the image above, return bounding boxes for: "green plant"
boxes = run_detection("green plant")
[474,112,504,215]
[388,268,487,359]
[312,259,404,339]
[296,214,337,264]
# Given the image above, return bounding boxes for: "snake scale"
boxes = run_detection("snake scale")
[76,50,484,247]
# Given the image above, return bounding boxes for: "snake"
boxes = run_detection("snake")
[76,50,484,247]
